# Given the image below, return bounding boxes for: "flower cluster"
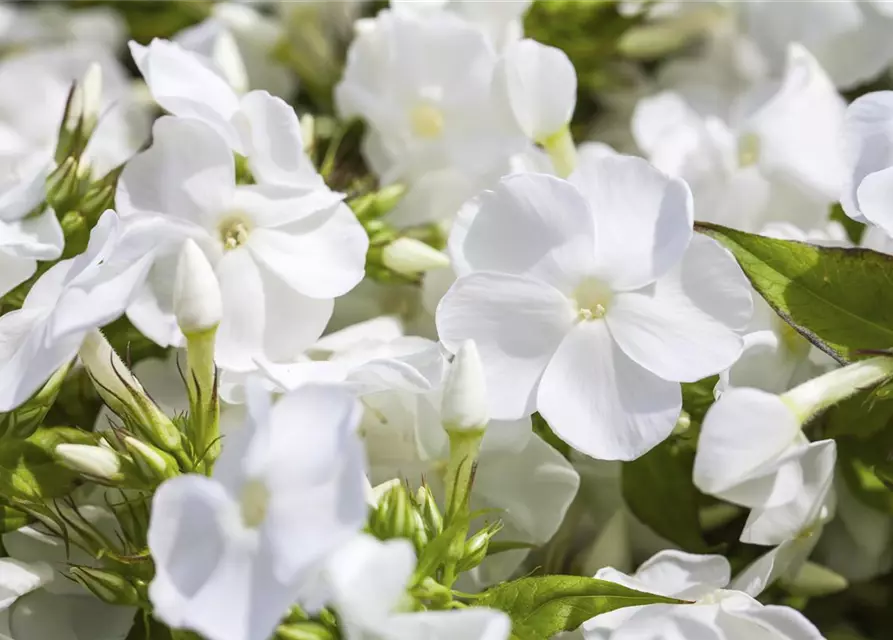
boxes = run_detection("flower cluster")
[1,2,893,640]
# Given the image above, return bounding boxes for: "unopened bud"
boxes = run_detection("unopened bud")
[69,566,140,606]
[174,239,222,335]
[54,443,123,483]
[382,237,449,277]
[457,522,501,573]
[79,330,182,453]
[300,113,315,152]
[276,622,336,640]
[370,483,418,541]
[781,561,848,597]
[121,436,179,485]
[416,484,443,538]
[442,341,489,434]
[782,355,893,423]
[80,63,103,132]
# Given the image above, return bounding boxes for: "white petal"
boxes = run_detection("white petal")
[741,439,836,545]
[326,534,415,634]
[841,90,893,223]
[0,208,64,261]
[606,235,750,383]
[0,155,50,223]
[0,309,80,412]
[117,116,235,226]
[0,559,53,610]
[260,385,367,582]
[728,601,824,640]
[729,537,815,598]
[215,249,265,372]
[537,321,681,461]
[237,90,321,188]
[577,155,693,291]
[436,272,574,420]
[247,204,367,298]
[256,262,333,364]
[474,432,580,544]
[631,550,730,600]
[389,608,512,640]
[743,44,846,200]
[129,39,241,149]
[0,253,35,299]
[456,173,598,293]
[693,388,801,500]
[496,39,576,140]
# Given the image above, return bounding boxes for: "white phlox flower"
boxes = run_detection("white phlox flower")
[175,2,295,98]
[739,0,893,90]
[335,9,527,226]
[113,115,367,372]
[633,44,845,232]
[390,0,532,51]
[693,387,837,558]
[325,533,512,640]
[148,382,368,640]
[437,160,752,460]
[582,549,823,639]
[0,210,155,411]
[130,37,319,189]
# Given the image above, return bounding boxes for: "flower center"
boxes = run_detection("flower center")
[409,103,445,139]
[573,277,613,321]
[219,213,253,251]
[239,479,270,529]
[737,132,761,168]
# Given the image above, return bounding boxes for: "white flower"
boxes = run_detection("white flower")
[326,534,512,640]
[633,44,845,232]
[148,382,367,640]
[494,38,577,143]
[739,0,893,90]
[258,316,447,396]
[441,340,489,433]
[335,9,524,226]
[175,2,295,98]
[437,162,752,460]
[693,387,837,548]
[839,90,893,235]
[130,37,318,188]
[390,0,532,50]
[0,211,152,411]
[114,115,367,371]
[583,550,823,639]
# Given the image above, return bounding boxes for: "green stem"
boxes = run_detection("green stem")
[185,328,219,471]
[540,126,577,178]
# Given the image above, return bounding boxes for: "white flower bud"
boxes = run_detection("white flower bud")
[81,63,103,129]
[441,340,489,433]
[79,330,145,403]
[781,355,893,423]
[174,239,222,335]
[382,237,450,277]
[55,444,122,481]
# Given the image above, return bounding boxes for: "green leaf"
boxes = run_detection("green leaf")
[681,375,719,430]
[476,575,684,639]
[696,222,893,363]
[0,431,81,501]
[621,440,709,552]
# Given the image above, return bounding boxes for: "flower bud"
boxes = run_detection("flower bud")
[381,237,449,277]
[69,566,140,606]
[121,436,179,486]
[54,443,123,483]
[79,330,183,454]
[442,341,489,434]
[174,239,222,335]
[275,622,336,640]
[781,355,893,423]
[369,482,419,541]
[457,522,501,573]
[416,484,444,538]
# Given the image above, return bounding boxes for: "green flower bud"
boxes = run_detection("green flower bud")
[121,436,180,486]
[369,482,422,542]
[275,622,336,640]
[69,566,141,606]
[416,484,444,538]
[457,522,502,573]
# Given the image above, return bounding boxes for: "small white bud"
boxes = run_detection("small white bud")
[382,237,450,277]
[79,330,145,403]
[174,239,222,335]
[441,340,489,433]
[55,444,122,481]
[80,63,103,128]
[300,113,315,152]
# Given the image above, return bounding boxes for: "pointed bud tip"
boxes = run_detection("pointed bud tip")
[173,239,222,335]
[442,340,489,433]
[381,237,449,277]
[55,443,122,481]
